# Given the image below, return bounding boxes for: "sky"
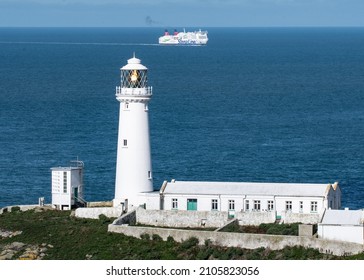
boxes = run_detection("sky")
[0,0,364,27]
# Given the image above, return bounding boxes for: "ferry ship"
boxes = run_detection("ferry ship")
[159,29,208,45]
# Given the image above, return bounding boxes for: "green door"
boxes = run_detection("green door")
[187,199,197,211]
[73,187,78,200]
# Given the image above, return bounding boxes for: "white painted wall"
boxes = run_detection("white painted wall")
[51,167,83,210]
[155,194,328,219]
[114,100,153,208]
[318,225,364,244]
[51,169,71,209]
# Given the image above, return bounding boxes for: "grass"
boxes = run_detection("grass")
[1,208,363,260]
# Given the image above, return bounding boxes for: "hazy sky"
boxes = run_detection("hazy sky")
[0,0,364,27]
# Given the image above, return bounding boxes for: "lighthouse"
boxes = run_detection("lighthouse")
[114,55,153,209]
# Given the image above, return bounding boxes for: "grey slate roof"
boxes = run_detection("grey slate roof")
[320,209,364,225]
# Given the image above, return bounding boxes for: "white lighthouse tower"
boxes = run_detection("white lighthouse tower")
[114,55,153,209]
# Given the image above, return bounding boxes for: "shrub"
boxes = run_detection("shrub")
[152,234,163,242]
[259,223,299,236]
[98,214,111,224]
[204,239,213,247]
[11,206,21,212]
[166,236,175,243]
[180,237,199,250]
[140,233,150,240]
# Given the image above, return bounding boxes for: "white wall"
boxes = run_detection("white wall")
[156,194,327,217]
[51,170,71,209]
[318,225,364,244]
[51,168,83,209]
[114,100,153,207]
[143,193,160,210]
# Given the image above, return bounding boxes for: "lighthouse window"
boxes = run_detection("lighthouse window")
[124,102,129,110]
[123,139,128,147]
[148,171,152,179]
[121,69,148,88]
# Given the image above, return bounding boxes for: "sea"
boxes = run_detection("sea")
[0,27,363,209]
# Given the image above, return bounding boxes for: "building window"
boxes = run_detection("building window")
[123,139,128,147]
[245,200,250,211]
[253,200,261,211]
[299,201,303,213]
[228,200,235,211]
[267,200,274,211]
[211,199,218,211]
[285,201,292,211]
[144,103,148,111]
[63,172,67,193]
[311,201,318,212]
[124,102,129,110]
[147,171,152,179]
[172,198,178,210]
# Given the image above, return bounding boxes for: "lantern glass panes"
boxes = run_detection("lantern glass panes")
[121,69,148,88]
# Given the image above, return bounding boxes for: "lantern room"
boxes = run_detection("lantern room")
[120,55,148,88]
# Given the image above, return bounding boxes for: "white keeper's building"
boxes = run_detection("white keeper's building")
[144,180,341,218]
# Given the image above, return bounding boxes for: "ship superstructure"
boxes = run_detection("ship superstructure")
[159,29,208,45]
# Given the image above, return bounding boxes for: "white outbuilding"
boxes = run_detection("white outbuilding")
[145,180,341,223]
[51,161,85,210]
[318,209,364,244]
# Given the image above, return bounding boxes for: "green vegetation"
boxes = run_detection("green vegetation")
[220,222,300,235]
[1,209,363,260]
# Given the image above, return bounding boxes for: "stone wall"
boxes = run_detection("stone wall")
[87,201,113,207]
[108,224,364,256]
[112,210,136,226]
[75,207,123,219]
[0,205,51,214]
[136,208,229,228]
[135,208,278,228]
[236,211,275,225]
[282,211,321,224]
[299,224,315,237]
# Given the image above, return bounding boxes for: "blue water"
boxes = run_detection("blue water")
[0,27,363,209]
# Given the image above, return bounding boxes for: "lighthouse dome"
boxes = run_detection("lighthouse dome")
[121,55,147,70]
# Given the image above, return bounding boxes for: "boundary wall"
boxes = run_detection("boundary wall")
[135,208,320,227]
[108,224,363,256]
